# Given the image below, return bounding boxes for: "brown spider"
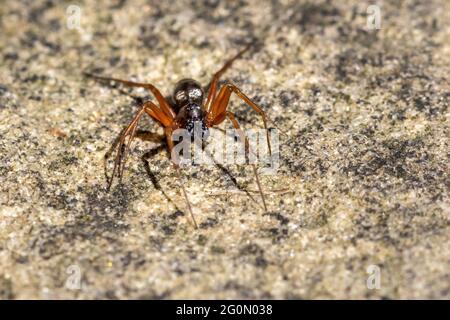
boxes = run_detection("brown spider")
[85,44,281,228]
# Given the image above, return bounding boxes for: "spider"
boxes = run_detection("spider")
[85,44,281,228]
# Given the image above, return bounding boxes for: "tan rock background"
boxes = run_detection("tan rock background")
[0,0,448,299]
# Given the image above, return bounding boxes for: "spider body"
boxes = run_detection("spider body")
[85,44,279,228]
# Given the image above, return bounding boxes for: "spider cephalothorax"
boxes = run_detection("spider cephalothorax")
[176,103,209,139]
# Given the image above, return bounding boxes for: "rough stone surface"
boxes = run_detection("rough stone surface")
[0,0,449,299]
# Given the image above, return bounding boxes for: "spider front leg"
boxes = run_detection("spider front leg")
[207,81,273,156]
[218,110,268,212]
[84,72,176,120]
[204,44,253,113]
[206,81,287,213]
[105,100,173,191]
[164,127,199,229]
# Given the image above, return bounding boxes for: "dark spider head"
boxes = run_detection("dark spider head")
[173,78,204,106]
[184,103,209,140]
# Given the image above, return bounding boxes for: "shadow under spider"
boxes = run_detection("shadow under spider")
[203,147,260,207]
[139,136,260,212]
[141,142,182,211]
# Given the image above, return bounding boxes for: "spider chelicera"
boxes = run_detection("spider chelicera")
[85,44,281,228]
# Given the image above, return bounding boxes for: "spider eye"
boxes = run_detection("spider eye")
[188,88,203,102]
[174,90,187,104]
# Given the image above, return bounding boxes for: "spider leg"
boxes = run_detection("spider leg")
[118,116,140,183]
[223,111,268,212]
[164,127,199,229]
[204,44,252,114]
[84,72,176,120]
[106,100,173,191]
[104,126,126,182]
[207,81,274,157]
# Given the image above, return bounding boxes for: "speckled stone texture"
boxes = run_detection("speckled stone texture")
[0,0,449,299]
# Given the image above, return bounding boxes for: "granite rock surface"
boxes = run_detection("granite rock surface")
[0,0,449,299]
